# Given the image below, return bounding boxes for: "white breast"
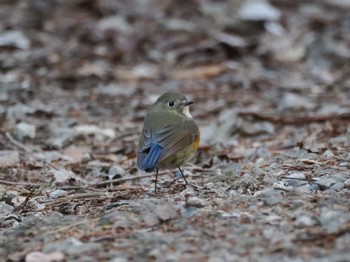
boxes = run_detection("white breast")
[182,105,193,118]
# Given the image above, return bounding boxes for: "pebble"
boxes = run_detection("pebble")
[204,182,215,188]
[112,257,129,262]
[223,163,244,176]
[263,177,278,185]
[328,182,344,191]
[315,177,337,190]
[186,197,206,208]
[320,209,350,233]
[308,183,320,191]
[295,215,317,227]
[323,150,334,159]
[285,172,305,179]
[238,120,275,136]
[107,165,126,180]
[0,202,14,216]
[263,196,283,206]
[272,181,293,191]
[332,174,348,182]
[238,0,281,21]
[290,200,305,210]
[48,189,68,199]
[291,184,313,194]
[278,93,315,111]
[25,251,65,262]
[0,150,20,167]
[254,189,284,206]
[284,179,307,188]
[13,122,36,140]
[344,179,350,188]
[43,237,102,255]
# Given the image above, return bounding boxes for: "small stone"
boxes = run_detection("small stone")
[43,237,102,255]
[328,182,344,191]
[292,184,312,194]
[344,179,350,188]
[34,151,62,162]
[223,163,244,176]
[112,257,129,262]
[48,189,68,199]
[47,134,74,149]
[204,182,215,188]
[186,197,206,208]
[0,202,14,216]
[332,174,348,182]
[315,177,337,190]
[345,152,350,161]
[285,172,305,179]
[25,251,65,262]
[285,179,308,188]
[320,209,350,233]
[290,200,305,210]
[0,30,30,49]
[308,183,320,191]
[238,120,275,136]
[323,150,334,159]
[295,215,318,227]
[254,188,279,198]
[155,203,178,221]
[263,177,278,185]
[272,181,293,191]
[250,166,265,177]
[278,93,315,111]
[239,0,281,21]
[74,125,116,140]
[13,122,36,140]
[263,195,283,206]
[0,150,20,167]
[107,165,126,180]
[227,189,239,197]
[255,189,283,206]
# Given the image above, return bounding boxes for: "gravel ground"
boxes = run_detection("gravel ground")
[1,0,350,261]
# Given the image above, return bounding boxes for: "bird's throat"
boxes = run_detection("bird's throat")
[182,105,193,118]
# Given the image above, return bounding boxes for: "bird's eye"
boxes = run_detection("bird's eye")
[168,100,175,107]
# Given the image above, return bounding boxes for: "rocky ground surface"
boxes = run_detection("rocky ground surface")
[0,0,350,261]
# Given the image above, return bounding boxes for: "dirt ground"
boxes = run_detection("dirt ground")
[1,0,350,261]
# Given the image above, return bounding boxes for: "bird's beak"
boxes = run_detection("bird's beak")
[184,101,194,106]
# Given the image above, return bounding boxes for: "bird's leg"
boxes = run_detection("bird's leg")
[177,166,188,186]
[154,168,159,192]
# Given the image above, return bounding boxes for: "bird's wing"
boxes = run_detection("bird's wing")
[137,114,198,171]
[155,122,197,160]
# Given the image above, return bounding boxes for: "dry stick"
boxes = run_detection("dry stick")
[63,192,107,200]
[0,174,156,188]
[0,173,160,189]
[95,174,155,186]
[5,131,32,152]
[0,179,42,186]
[280,176,316,182]
[45,191,131,207]
[14,188,37,212]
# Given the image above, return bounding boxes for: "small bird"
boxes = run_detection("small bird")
[137,92,200,192]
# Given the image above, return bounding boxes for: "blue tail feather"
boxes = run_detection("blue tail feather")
[141,143,162,172]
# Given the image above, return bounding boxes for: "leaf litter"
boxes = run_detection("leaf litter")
[0,0,350,261]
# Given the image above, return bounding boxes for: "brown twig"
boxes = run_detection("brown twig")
[0,179,42,186]
[14,188,37,213]
[5,131,32,152]
[94,174,155,186]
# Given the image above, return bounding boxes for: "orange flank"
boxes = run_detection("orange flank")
[192,131,200,150]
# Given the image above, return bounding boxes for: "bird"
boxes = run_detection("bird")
[137,92,200,192]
